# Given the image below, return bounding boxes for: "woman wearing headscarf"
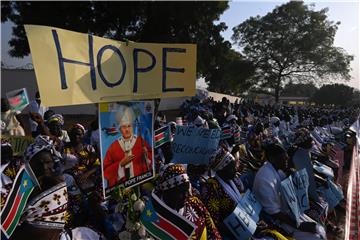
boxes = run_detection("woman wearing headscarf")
[62,124,102,228]
[8,135,68,240]
[46,114,70,143]
[144,164,221,240]
[200,148,244,238]
[237,127,266,189]
[6,135,103,240]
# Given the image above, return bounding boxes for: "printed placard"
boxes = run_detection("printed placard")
[99,101,154,198]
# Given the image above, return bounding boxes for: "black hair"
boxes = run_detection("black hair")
[1,98,10,112]
[44,110,55,121]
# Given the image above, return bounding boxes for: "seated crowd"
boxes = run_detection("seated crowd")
[1,95,359,240]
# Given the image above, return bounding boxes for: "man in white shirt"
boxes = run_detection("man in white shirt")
[29,91,48,137]
[254,143,326,240]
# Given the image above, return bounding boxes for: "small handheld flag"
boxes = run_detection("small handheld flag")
[1,166,35,238]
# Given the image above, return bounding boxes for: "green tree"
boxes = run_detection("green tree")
[281,83,318,97]
[206,48,255,95]
[312,83,355,106]
[1,1,230,87]
[232,1,353,102]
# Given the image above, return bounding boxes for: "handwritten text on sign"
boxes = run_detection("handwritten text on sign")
[171,126,221,165]
[239,189,262,222]
[292,169,310,213]
[281,176,301,227]
[224,204,257,240]
[24,25,196,106]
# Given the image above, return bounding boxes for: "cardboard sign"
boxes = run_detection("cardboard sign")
[171,126,221,165]
[99,101,154,198]
[25,25,196,107]
[318,185,340,210]
[1,136,34,156]
[292,169,310,213]
[239,189,262,222]
[281,176,301,227]
[6,88,29,112]
[328,180,343,201]
[224,204,257,240]
[313,161,334,179]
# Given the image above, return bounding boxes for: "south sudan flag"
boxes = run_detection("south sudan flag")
[233,127,241,144]
[221,126,232,140]
[140,191,195,240]
[154,126,171,148]
[1,166,35,238]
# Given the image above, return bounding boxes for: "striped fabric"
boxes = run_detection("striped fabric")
[221,126,232,140]
[140,191,195,240]
[1,166,35,238]
[155,126,171,148]
[345,144,359,240]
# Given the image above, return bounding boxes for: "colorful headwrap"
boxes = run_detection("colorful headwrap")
[47,114,64,126]
[24,135,60,162]
[293,128,312,145]
[209,148,235,172]
[22,136,67,229]
[23,135,62,188]
[158,164,190,191]
[72,123,86,134]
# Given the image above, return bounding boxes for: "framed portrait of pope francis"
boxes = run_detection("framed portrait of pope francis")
[99,101,154,198]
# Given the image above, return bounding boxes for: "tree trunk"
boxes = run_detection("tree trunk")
[275,87,279,103]
[274,76,282,103]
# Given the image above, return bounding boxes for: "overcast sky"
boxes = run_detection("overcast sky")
[1,1,359,89]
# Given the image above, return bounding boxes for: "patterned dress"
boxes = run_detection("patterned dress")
[183,196,221,240]
[200,177,237,227]
[62,144,102,228]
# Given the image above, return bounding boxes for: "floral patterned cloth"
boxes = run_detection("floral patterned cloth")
[22,182,69,229]
[183,196,221,240]
[200,177,237,227]
[62,143,103,229]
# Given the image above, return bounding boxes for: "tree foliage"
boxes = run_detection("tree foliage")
[206,48,255,95]
[1,1,237,90]
[281,83,318,97]
[312,83,355,106]
[232,1,353,102]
